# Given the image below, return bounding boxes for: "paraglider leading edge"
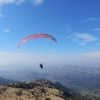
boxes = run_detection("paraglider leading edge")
[18,33,57,48]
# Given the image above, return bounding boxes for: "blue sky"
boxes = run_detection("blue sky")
[0,0,100,68]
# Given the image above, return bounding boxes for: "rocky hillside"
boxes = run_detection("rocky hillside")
[0,79,100,100]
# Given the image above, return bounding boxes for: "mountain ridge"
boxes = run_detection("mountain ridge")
[0,78,100,100]
[0,77,16,84]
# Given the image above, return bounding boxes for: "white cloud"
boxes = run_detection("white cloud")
[0,0,45,8]
[94,28,100,31]
[0,0,25,18]
[81,17,99,22]
[4,29,10,32]
[68,33,98,45]
[75,33,97,42]
[0,0,14,5]
[15,0,25,5]
[0,0,25,6]
[31,0,43,5]
[0,0,44,6]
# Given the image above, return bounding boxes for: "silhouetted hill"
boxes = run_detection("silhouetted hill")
[0,78,100,100]
[0,77,16,84]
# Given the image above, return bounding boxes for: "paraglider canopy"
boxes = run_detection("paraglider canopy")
[18,33,57,48]
[18,33,57,69]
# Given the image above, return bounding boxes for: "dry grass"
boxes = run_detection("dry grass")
[0,81,64,100]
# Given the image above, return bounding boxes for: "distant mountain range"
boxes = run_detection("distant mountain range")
[0,78,100,100]
[0,77,16,84]
[0,65,100,97]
